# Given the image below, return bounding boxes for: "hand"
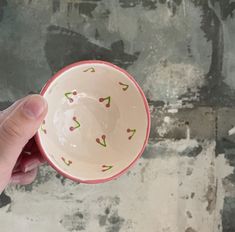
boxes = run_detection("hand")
[0,95,48,193]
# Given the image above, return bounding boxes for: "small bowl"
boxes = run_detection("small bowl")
[35,60,150,184]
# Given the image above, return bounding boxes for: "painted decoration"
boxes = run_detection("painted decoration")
[69,116,81,131]
[119,82,129,91]
[127,128,136,140]
[99,96,111,108]
[65,90,77,103]
[96,135,107,147]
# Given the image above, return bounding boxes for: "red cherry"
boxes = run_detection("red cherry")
[102,135,106,140]
[70,127,74,131]
[73,91,77,95]
[106,103,110,108]
[73,116,77,121]
[127,128,131,132]
[99,98,104,102]
[96,138,100,143]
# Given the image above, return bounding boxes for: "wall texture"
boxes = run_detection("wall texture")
[0,0,235,231]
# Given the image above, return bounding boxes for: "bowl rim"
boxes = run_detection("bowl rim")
[35,60,151,184]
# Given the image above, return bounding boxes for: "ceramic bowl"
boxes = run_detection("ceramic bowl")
[35,60,150,183]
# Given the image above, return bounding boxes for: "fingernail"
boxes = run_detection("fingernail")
[22,95,47,119]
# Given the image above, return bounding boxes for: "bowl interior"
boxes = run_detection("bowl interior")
[37,62,149,182]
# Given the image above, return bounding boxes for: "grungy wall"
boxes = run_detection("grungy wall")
[0,1,235,232]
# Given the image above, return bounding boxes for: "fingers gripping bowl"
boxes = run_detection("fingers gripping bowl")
[35,61,150,184]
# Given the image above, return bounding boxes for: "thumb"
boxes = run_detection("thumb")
[0,95,47,169]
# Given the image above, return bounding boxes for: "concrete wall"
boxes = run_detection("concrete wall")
[0,1,235,231]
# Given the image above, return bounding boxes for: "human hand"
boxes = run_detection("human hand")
[0,95,47,193]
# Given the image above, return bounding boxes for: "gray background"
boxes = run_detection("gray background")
[0,0,235,231]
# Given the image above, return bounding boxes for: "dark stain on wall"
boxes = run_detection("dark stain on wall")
[56,173,67,185]
[219,0,235,20]
[52,0,60,13]
[0,0,7,22]
[0,191,11,208]
[99,208,125,232]
[179,145,203,157]
[44,25,139,74]
[185,227,197,232]
[215,108,235,182]
[106,212,125,232]
[222,197,235,232]
[97,196,124,231]
[187,0,235,107]
[216,137,235,155]
[205,184,217,214]
[66,0,102,18]
[216,108,235,158]
[98,207,111,226]
[119,0,140,8]
[223,153,235,185]
[142,0,158,10]
[119,0,182,11]
[60,209,88,231]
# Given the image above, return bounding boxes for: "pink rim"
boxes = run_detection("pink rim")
[35,60,151,184]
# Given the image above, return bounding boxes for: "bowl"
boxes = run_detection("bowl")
[35,60,150,183]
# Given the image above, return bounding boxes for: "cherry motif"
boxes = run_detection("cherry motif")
[119,82,129,91]
[99,96,111,108]
[61,157,72,166]
[96,135,107,147]
[69,116,80,131]
[83,67,95,73]
[127,128,136,140]
[102,165,113,172]
[65,90,77,103]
